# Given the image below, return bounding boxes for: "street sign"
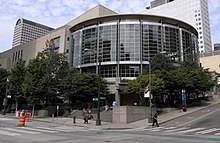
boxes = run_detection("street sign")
[7,95,11,98]
[100,97,106,100]
[93,98,98,101]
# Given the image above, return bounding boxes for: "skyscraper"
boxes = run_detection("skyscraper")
[143,0,212,53]
[12,18,54,48]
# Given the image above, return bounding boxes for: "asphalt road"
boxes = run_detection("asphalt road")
[162,103,220,128]
[0,103,220,143]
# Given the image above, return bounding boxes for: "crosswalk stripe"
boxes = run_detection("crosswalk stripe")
[178,128,205,133]
[54,126,87,132]
[163,127,177,130]
[164,127,190,133]
[0,118,14,121]
[0,130,21,136]
[196,128,220,134]
[2,127,40,134]
[143,127,164,131]
[20,127,57,133]
[36,126,59,131]
[37,126,89,132]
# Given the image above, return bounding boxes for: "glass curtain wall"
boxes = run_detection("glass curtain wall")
[72,31,81,67]
[142,24,162,61]
[119,23,140,61]
[182,30,193,62]
[163,26,180,62]
[81,27,98,65]
[71,18,199,78]
[99,24,117,62]
[119,23,141,78]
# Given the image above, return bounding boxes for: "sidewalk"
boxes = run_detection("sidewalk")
[6,99,220,130]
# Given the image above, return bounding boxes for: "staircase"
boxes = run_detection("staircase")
[69,108,112,123]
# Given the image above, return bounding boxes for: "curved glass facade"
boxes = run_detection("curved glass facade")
[71,16,198,80]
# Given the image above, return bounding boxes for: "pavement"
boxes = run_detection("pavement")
[3,98,220,130]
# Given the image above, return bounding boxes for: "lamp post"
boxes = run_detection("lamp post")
[83,48,102,126]
[96,55,102,126]
[146,61,152,123]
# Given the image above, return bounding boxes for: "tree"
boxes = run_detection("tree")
[150,53,176,73]
[71,72,109,102]
[8,59,26,111]
[39,48,70,104]
[0,65,8,109]
[22,54,46,116]
[22,46,70,114]
[155,64,215,106]
[124,74,165,105]
[60,67,80,103]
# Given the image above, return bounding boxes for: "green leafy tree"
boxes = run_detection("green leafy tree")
[8,59,26,110]
[39,48,70,104]
[60,68,80,103]
[155,64,215,106]
[69,72,109,102]
[124,74,165,105]
[0,65,8,109]
[23,47,70,112]
[22,54,46,116]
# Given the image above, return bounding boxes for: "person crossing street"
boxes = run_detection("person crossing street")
[152,112,159,127]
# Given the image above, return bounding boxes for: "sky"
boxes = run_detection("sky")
[0,0,219,52]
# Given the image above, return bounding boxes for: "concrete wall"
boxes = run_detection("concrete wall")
[200,55,220,73]
[112,106,153,124]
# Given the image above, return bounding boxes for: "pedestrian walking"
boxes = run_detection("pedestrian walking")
[105,104,109,112]
[112,101,118,107]
[152,112,159,127]
[82,108,89,124]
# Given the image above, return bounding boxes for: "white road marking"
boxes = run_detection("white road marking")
[178,128,205,133]
[2,127,41,134]
[37,126,87,132]
[54,126,87,132]
[143,127,164,131]
[0,130,21,136]
[20,127,57,133]
[164,127,190,133]
[196,128,220,135]
[215,132,220,136]
[0,118,14,121]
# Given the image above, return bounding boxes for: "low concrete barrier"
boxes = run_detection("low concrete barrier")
[112,106,156,124]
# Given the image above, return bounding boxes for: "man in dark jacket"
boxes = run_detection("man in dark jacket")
[152,112,159,127]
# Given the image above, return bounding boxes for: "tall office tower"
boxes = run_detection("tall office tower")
[143,0,212,53]
[12,18,54,48]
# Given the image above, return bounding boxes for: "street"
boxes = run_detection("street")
[1,102,220,143]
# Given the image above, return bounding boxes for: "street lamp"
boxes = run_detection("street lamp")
[96,55,102,126]
[145,61,152,123]
[83,48,102,126]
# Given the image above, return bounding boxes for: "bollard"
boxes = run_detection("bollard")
[73,116,76,124]
[52,114,54,122]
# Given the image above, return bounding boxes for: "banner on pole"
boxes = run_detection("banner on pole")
[144,83,150,98]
